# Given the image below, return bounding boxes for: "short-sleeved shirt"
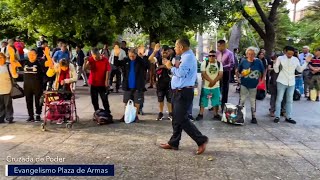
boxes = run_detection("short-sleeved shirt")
[238,58,265,89]
[200,61,223,89]
[88,56,111,87]
[13,41,25,55]
[309,57,320,75]
[53,50,70,62]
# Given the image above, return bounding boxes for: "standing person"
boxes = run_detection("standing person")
[36,40,50,90]
[76,45,88,86]
[24,50,45,122]
[84,48,112,114]
[114,48,149,122]
[100,43,111,58]
[1,40,8,54]
[109,42,126,93]
[6,39,20,62]
[52,40,63,57]
[273,46,311,124]
[160,39,208,155]
[232,48,240,83]
[237,47,265,124]
[36,35,45,48]
[268,53,286,117]
[196,50,223,121]
[14,36,25,60]
[147,42,160,89]
[121,41,129,56]
[294,49,304,95]
[216,40,234,111]
[299,46,313,98]
[308,48,320,101]
[52,43,70,63]
[0,52,16,124]
[149,44,173,121]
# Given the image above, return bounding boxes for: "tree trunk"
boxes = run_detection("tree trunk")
[263,35,275,57]
[228,21,242,52]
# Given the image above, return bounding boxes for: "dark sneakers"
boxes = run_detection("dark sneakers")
[119,116,125,122]
[285,118,296,124]
[274,117,280,123]
[26,117,34,122]
[195,114,203,121]
[188,114,195,121]
[251,118,257,124]
[157,112,164,121]
[35,115,41,122]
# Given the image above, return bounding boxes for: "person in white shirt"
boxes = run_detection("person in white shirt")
[0,40,8,54]
[299,46,313,98]
[108,42,126,93]
[273,46,312,124]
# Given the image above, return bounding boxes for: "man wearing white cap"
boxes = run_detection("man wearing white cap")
[299,46,313,98]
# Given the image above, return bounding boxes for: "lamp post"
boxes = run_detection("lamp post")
[213,17,219,51]
[291,0,300,22]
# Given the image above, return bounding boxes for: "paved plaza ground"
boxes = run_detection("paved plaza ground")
[1,80,320,180]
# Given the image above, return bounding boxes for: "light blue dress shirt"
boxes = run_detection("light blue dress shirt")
[171,49,197,89]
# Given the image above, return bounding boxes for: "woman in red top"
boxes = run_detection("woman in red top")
[84,48,112,114]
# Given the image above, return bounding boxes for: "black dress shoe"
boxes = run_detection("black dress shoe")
[285,118,296,124]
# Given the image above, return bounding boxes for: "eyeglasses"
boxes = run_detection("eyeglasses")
[209,55,216,57]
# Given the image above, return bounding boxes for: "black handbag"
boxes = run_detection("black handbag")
[6,64,24,99]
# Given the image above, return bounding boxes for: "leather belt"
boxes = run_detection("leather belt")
[172,86,194,93]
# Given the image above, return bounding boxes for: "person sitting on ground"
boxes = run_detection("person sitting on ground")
[237,47,265,124]
[308,48,320,101]
[196,50,223,121]
[0,52,16,124]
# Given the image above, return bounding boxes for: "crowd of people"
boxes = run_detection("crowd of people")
[0,36,319,128]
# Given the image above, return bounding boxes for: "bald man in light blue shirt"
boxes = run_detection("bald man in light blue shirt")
[159,39,208,155]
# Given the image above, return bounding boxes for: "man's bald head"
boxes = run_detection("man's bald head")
[175,39,190,55]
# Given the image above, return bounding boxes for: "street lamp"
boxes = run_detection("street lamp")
[213,17,219,51]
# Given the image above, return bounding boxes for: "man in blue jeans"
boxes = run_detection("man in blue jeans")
[273,46,311,124]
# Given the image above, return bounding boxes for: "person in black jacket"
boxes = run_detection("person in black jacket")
[76,45,88,86]
[24,49,45,122]
[114,48,149,122]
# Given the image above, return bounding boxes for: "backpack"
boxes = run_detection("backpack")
[93,109,113,125]
[205,60,221,69]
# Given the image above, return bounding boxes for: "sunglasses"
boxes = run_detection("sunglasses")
[209,55,216,57]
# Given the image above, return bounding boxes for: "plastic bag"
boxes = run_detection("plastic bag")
[310,88,317,101]
[124,100,137,124]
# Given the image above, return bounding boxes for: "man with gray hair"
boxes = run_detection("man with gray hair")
[299,46,313,98]
[237,47,265,124]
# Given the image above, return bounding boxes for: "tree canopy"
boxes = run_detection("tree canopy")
[1,0,233,46]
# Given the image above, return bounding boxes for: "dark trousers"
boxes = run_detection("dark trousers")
[109,68,121,90]
[220,70,230,110]
[168,88,207,148]
[0,94,13,121]
[90,86,111,113]
[25,82,43,117]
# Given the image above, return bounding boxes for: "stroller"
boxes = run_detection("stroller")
[41,87,79,131]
